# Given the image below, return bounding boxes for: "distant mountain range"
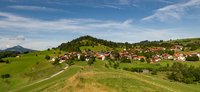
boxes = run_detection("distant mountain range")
[0,45,36,53]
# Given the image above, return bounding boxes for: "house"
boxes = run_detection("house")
[162,54,173,60]
[77,53,81,60]
[136,56,145,61]
[174,53,186,61]
[150,55,161,63]
[96,52,110,61]
[96,54,106,60]
[51,57,56,62]
[191,52,200,58]
[170,45,183,51]
[197,53,200,58]
[149,47,165,52]
[132,54,138,60]
[85,58,90,61]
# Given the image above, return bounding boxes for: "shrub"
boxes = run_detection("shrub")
[140,58,145,62]
[168,62,200,84]
[0,59,5,63]
[1,74,10,79]
[113,62,119,69]
[87,57,96,66]
[151,69,158,75]
[120,57,131,63]
[45,55,50,60]
[52,58,60,65]
[5,60,10,64]
[186,55,199,61]
[66,60,75,66]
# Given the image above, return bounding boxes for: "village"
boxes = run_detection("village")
[51,45,200,64]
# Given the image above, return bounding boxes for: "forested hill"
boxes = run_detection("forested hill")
[58,35,200,52]
[58,35,131,51]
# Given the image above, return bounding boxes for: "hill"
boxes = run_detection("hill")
[0,36,200,92]
[58,36,200,52]
[12,60,200,92]
[2,45,36,53]
[58,35,130,51]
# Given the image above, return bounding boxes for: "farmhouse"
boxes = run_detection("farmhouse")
[174,53,186,61]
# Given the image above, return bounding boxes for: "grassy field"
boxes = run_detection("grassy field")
[80,45,111,52]
[50,60,200,92]
[0,50,65,92]
[1,50,200,92]
[119,60,200,70]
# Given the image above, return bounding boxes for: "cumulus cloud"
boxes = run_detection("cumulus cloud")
[141,0,200,22]
[0,12,195,50]
[0,12,134,32]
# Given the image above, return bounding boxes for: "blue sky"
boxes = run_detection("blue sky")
[0,0,200,50]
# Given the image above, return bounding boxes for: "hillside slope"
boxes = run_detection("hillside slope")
[58,36,200,52]
[13,60,200,92]
[58,35,129,51]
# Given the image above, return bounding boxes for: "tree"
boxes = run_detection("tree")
[66,59,75,66]
[186,55,199,61]
[112,50,120,60]
[52,58,60,65]
[45,55,50,60]
[168,50,175,55]
[140,58,145,62]
[113,62,119,69]
[146,58,151,63]
[121,57,131,63]
[87,57,96,66]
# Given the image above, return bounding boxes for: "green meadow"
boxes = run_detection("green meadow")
[1,50,200,92]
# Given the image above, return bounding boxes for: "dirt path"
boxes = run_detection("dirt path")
[14,65,69,91]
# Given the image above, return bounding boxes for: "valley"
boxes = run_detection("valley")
[1,36,200,92]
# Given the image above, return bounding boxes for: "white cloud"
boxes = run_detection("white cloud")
[0,12,134,32]
[95,5,121,9]
[7,5,69,13]
[9,35,25,41]
[142,0,200,22]
[0,12,196,50]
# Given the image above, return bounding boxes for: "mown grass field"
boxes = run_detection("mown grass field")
[1,50,200,92]
[0,50,65,92]
[120,60,200,70]
[45,60,200,92]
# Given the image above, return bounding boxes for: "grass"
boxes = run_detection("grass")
[14,66,81,92]
[119,60,200,70]
[59,60,200,92]
[1,51,200,92]
[80,45,111,52]
[0,50,65,92]
[43,60,200,92]
[119,61,162,69]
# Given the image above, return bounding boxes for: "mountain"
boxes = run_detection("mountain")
[58,35,131,51]
[3,45,36,53]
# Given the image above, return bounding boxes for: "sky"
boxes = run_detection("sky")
[0,0,200,50]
